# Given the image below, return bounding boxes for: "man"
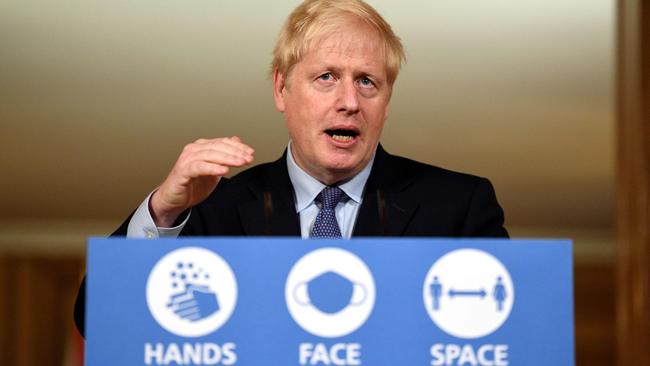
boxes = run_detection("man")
[75,0,507,335]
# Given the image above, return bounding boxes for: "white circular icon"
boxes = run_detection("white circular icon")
[423,248,514,339]
[285,247,376,338]
[146,247,237,337]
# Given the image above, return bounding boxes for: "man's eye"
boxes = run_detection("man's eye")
[319,73,333,81]
[359,77,374,87]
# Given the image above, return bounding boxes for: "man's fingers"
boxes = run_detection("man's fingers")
[222,136,255,155]
[184,161,229,179]
[187,149,252,169]
[183,138,254,162]
[191,136,255,156]
[191,136,254,154]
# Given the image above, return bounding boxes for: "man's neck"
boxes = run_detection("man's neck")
[286,141,375,212]
[287,142,375,185]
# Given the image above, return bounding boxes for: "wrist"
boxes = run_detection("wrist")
[149,190,185,228]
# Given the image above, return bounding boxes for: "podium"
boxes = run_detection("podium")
[85,238,574,365]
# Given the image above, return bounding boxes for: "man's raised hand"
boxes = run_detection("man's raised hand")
[150,136,254,227]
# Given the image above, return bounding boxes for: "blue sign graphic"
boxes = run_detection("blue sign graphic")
[303,271,357,314]
[167,261,220,322]
[449,288,485,298]
[494,277,507,312]
[85,238,574,366]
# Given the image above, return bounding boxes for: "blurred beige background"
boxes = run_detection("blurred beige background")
[0,0,614,255]
[0,0,615,365]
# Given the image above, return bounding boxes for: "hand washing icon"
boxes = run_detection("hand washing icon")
[146,247,237,337]
[166,261,220,322]
[292,271,368,314]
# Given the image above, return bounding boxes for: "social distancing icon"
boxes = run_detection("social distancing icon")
[423,249,514,339]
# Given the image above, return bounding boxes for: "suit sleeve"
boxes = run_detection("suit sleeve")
[461,177,509,238]
[72,197,198,336]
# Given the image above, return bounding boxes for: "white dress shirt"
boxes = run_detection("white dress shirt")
[286,141,374,238]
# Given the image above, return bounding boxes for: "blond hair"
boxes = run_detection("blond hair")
[271,0,405,86]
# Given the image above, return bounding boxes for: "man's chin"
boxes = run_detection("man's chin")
[318,160,366,184]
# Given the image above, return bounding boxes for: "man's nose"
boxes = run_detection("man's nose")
[337,78,360,115]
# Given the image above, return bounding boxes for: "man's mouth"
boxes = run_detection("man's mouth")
[325,128,360,142]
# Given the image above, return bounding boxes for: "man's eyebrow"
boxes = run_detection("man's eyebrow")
[314,64,384,78]
[313,64,343,73]
[359,70,382,78]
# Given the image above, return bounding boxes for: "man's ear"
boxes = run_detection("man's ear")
[273,68,287,112]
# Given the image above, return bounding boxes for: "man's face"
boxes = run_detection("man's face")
[274,19,391,185]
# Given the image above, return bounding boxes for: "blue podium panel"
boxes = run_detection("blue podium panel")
[85,238,574,366]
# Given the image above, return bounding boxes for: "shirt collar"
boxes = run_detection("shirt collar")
[286,141,375,213]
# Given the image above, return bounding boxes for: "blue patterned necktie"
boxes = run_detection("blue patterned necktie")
[310,186,344,238]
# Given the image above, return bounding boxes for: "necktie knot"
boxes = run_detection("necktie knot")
[310,186,344,238]
[316,186,344,210]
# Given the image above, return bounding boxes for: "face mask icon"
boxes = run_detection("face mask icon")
[293,271,367,314]
[285,248,376,338]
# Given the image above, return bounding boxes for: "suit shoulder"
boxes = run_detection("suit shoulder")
[385,153,487,188]
[381,152,508,237]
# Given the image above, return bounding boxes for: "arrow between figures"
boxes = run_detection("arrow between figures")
[448,288,487,299]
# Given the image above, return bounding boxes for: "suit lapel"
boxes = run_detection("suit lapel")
[238,151,301,236]
[353,145,419,236]
[237,146,418,237]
